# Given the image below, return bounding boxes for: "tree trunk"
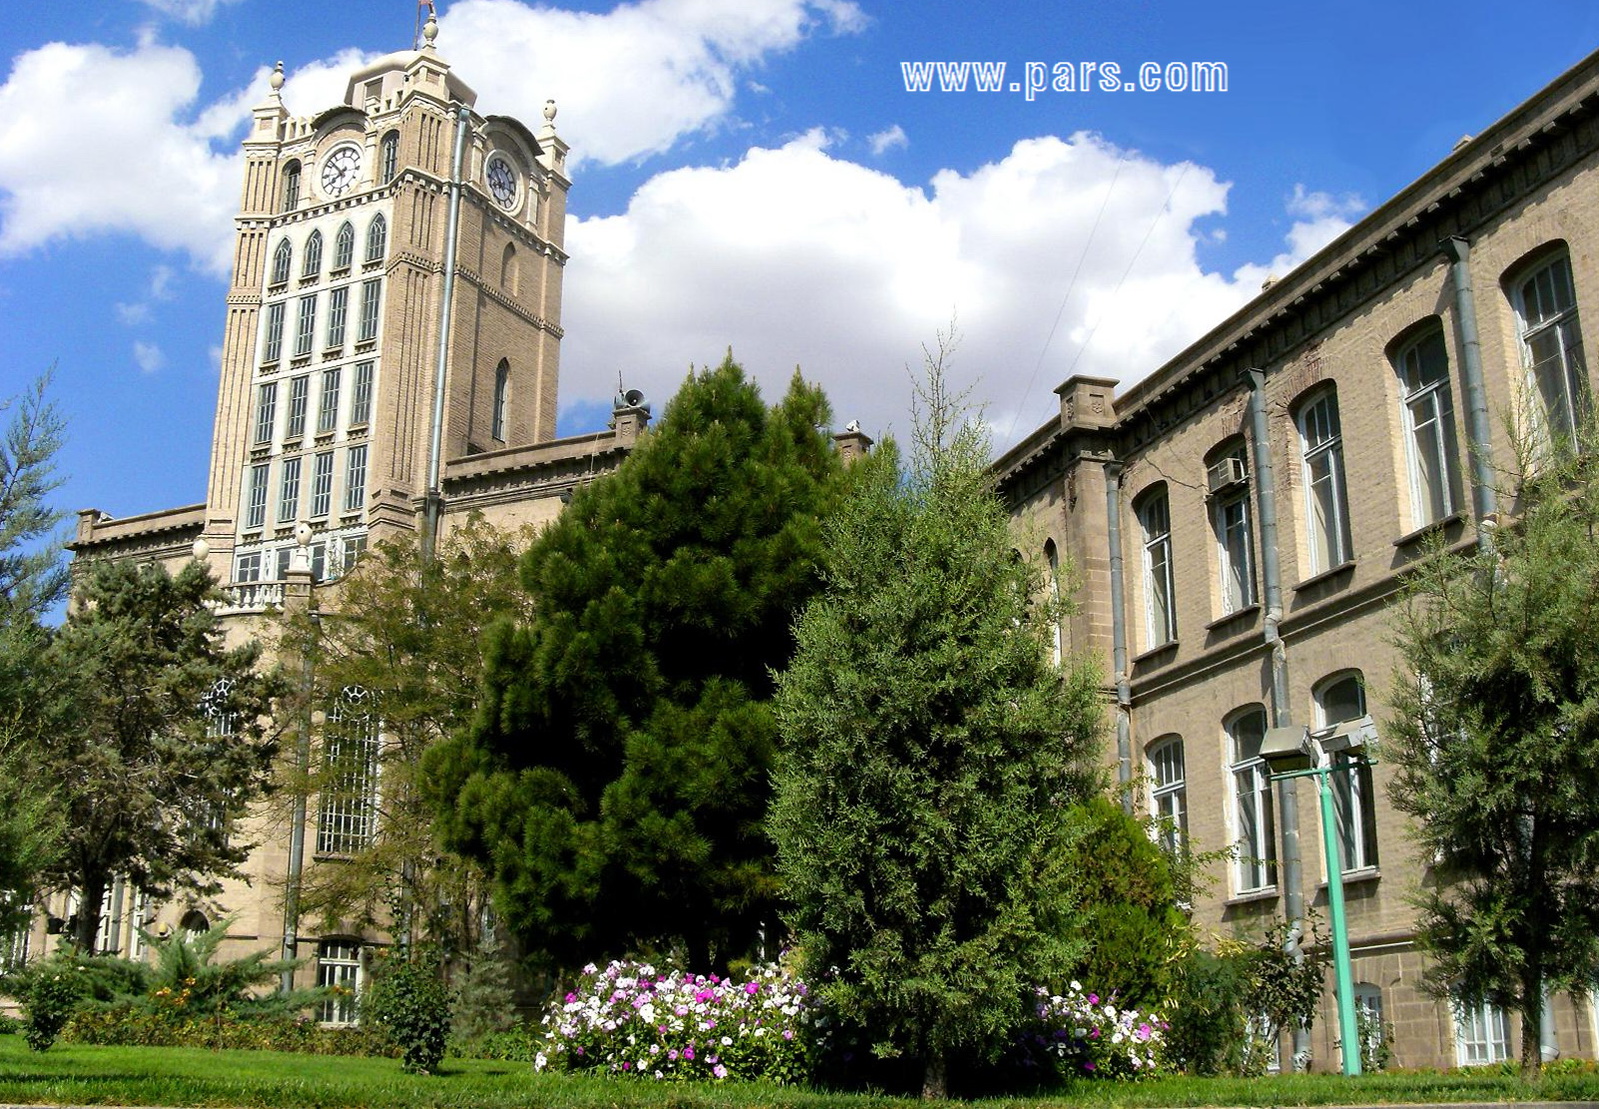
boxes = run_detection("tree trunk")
[922,1053,947,1100]
[72,871,108,954]
[1520,965,1544,1079]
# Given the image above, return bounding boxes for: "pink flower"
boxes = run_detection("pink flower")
[713,1064,728,1079]
[683,1046,695,1061]
[745,982,759,995]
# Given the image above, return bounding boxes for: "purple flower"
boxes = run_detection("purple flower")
[782,1029,794,1040]
[713,1064,729,1079]
[745,982,760,995]
[683,1046,695,1061]
[1084,1061,1096,1072]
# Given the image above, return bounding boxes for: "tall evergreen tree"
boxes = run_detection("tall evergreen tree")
[37,560,284,952]
[428,356,842,971]
[1387,429,1599,1078]
[768,348,1103,1098]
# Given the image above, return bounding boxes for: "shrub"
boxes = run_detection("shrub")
[365,951,453,1074]
[22,964,87,1051]
[1018,982,1167,1080]
[536,959,815,1084]
[62,1003,392,1056]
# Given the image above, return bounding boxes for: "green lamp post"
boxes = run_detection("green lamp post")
[1260,723,1372,1077]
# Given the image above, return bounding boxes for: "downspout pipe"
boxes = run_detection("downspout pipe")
[1440,235,1497,555]
[1103,461,1133,808]
[1243,367,1309,1069]
[423,105,472,562]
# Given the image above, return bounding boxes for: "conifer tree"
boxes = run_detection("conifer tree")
[1387,426,1599,1078]
[768,345,1102,1098]
[428,356,842,972]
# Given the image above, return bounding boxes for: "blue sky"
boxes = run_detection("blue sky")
[2,0,1597,525]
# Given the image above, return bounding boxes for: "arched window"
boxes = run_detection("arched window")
[1315,671,1378,873]
[1206,439,1255,615]
[282,160,301,211]
[178,909,210,936]
[1136,486,1176,649]
[201,678,235,739]
[1147,735,1186,854]
[270,239,292,287]
[365,214,387,265]
[1392,323,1462,528]
[1043,538,1062,666]
[492,360,510,442]
[379,130,399,185]
[301,230,323,280]
[333,222,355,271]
[1227,705,1275,893]
[315,685,379,857]
[500,242,519,296]
[1508,248,1587,448]
[1297,387,1352,574]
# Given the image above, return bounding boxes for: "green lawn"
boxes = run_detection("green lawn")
[0,1037,1596,1108]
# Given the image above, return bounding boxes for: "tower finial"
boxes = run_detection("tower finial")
[543,99,557,126]
[416,0,439,51]
[269,60,285,97]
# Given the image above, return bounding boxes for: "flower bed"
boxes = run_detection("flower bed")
[534,960,814,1084]
[1022,981,1167,1078]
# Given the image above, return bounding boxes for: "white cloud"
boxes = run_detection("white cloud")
[1230,185,1366,292]
[0,41,245,273]
[138,0,242,26]
[561,132,1339,449]
[439,0,866,165]
[115,264,179,325]
[868,124,907,156]
[133,340,164,373]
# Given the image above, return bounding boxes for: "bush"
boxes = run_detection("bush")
[62,1002,392,1055]
[22,964,87,1051]
[1017,982,1167,1080]
[365,951,453,1074]
[537,959,815,1084]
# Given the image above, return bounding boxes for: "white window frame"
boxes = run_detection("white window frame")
[365,214,387,264]
[316,686,380,857]
[1512,252,1588,447]
[278,456,301,524]
[270,238,291,286]
[1148,736,1187,854]
[358,279,381,343]
[1455,1000,1511,1066]
[343,445,367,513]
[1138,488,1176,649]
[350,361,374,426]
[253,382,277,445]
[262,301,285,364]
[302,230,323,280]
[310,452,334,519]
[333,222,355,271]
[245,463,269,531]
[294,294,317,358]
[326,286,348,349]
[316,940,362,1025]
[1299,389,1353,574]
[1228,707,1277,893]
[1210,445,1255,615]
[1315,671,1379,874]
[1396,327,1462,528]
[380,131,399,184]
[286,375,309,439]
[317,368,341,435]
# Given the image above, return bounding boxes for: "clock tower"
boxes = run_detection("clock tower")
[201,15,570,588]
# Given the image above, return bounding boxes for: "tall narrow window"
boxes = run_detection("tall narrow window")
[245,463,269,531]
[310,452,334,518]
[358,279,381,342]
[1138,488,1176,649]
[333,222,355,271]
[492,360,509,442]
[301,230,323,280]
[1299,389,1353,574]
[270,239,292,287]
[286,375,309,438]
[278,456,302,523]
[343,445,367,512]
[316,940,362,1025]
[281,161,301,211]
[253,382,277,445]
[1316,672,1379,873]
[350,362,374,426]
[1044,539,1063,666]
[379,131,399,184]
[1512,251,1588,445]
[326,286,348,349]
[365,214,387,264]
[1395,327,1462,527]
[1228,707,1276,893]
[294,294,317,358]
[1208,443,1255,614]
[317,368,341,434]
[262,302,285,364]
[500,242,519,295]
[316,685,379,856]
[1148,736,1187,855]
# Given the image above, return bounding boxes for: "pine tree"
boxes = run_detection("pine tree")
[36,560,284,952]
[1387,427,1599,1078]
[768,345,1103,1098]
[428,356,842,972]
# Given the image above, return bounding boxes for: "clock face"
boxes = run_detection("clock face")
[486,154,518,210]
[320,145,362,197]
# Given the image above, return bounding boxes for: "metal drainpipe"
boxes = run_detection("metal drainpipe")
[423,105,472,562]
[1440,235,1497,555]
[1243,368,1309,1069]
[1103,461,1133,808]
[282,608,316,994]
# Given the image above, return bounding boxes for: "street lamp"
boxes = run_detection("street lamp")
[1259,723,1371,1077]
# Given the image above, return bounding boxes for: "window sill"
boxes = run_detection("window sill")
[355,339,377,352]
[330,267,351,279]
[1291,560,1355,593]
[1318,867,1380,888]
[1393,512,1465,548]
[1206,604,1260,632]
[323,346,344,359]
[1131,641,1178,666]
[260,361,280,373]
[1225,887,1279,907]
[313,430,336,443]
[266,283,288,295]
[347,423,369,436]
[283,436,303,450]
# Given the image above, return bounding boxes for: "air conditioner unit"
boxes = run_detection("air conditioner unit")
[1206,455,1247,493]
